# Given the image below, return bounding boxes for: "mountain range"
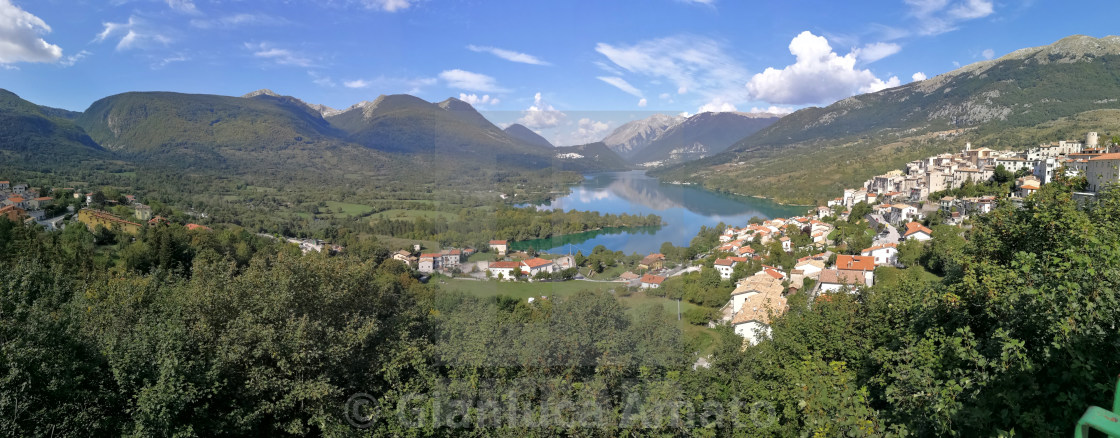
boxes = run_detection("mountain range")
[0,88,632,181]
[653,34,1120,204]
[603,112,780,165]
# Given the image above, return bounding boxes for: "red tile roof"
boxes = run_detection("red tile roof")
[902,221,933,238]
[714,258,736,266]
[522,258,553,268]
[1089,153,1120,161]
[640,274,666,285]
[861,243,897,253]
[489,261,520,269]
[819,269,868,286]
[835,255,875,271]
[489,240,508,245]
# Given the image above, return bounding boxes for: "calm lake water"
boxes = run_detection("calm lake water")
[512,171,807,255]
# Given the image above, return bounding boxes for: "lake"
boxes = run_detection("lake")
[512,171,807,255]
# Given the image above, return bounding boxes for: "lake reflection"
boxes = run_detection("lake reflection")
[512,171,806,255]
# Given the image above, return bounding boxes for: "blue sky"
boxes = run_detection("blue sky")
[0,0,1115,145]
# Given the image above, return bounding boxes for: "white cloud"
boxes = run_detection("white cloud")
[855,42,901,63]
[745,31,901,105]
[245,42,312,67]
[165,0,199,14]
[458,93,499,106]
[466,45,549,66]
[912,71,927,81]
[861,75,901,94]
[0,0,62,64]
[677,0,715,5]
[517,92,565,129]
[190,13,287,29]
[904,0,994,35]
[95,16,172,51]
[749,105,795,115]
[577,118,610,138]
[638,98,647,107]
[597,76,644,98]
[332,75,435,93]
[59,50,91,67]
[698,98,737,113]
[152,54,187,69]
[309,71,336,87]
[981,48,995,59]
[344,79,370,88]
[659,92,671,99]
[948,0,993,19]
[358,0,417,12]
[438,69,508,93]
[596,35,750,106]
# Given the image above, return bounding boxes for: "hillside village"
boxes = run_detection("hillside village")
[714,130,1120,346]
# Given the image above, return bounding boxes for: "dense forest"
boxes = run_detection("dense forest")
[2,177,1120,436]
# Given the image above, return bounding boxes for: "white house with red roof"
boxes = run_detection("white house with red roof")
[713,258,738,279]
[861,243,898,266]
[640,274,666,289]
[489,240,508,255]
[488,261,520,280]
[835,254,876,286]
[521,257,555,277]
[902,221,933,241]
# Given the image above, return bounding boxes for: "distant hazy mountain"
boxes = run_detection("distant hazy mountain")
[503,123,553,148]
[0,89,104,160]
[552,142,629,172]
[654,34,1120,204]
[602,114,684,158]
[326,94,626,172]
[634,112,780,165]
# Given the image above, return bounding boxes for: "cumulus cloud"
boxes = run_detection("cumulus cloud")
[245,42,313,67]
[517,92,565,129]
[575,118,610,141]
[358,0,417,12]
[0,0,62,64]
[855,42,901,63]
[439,69,508,93]
[912,71,927,81]
[596,35,750,106]
[749,105,795,115]
[466,45,549,66]
[905,0,994,35]
[638,98,647,107]
[344,79,370,88]
[981,48,995,59]
[698,98,737,113]
[745,31,901,105]
[95,16,172,51]
[458,93,499,106]
[597,76,644,98]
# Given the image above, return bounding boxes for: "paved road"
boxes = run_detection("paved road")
[875,223,900,246]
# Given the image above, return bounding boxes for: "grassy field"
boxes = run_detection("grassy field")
[436,279,720,355]
[374,234,440,252]
[370,209,457,221]
[324,201,374,216]
[874,265,943,290]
